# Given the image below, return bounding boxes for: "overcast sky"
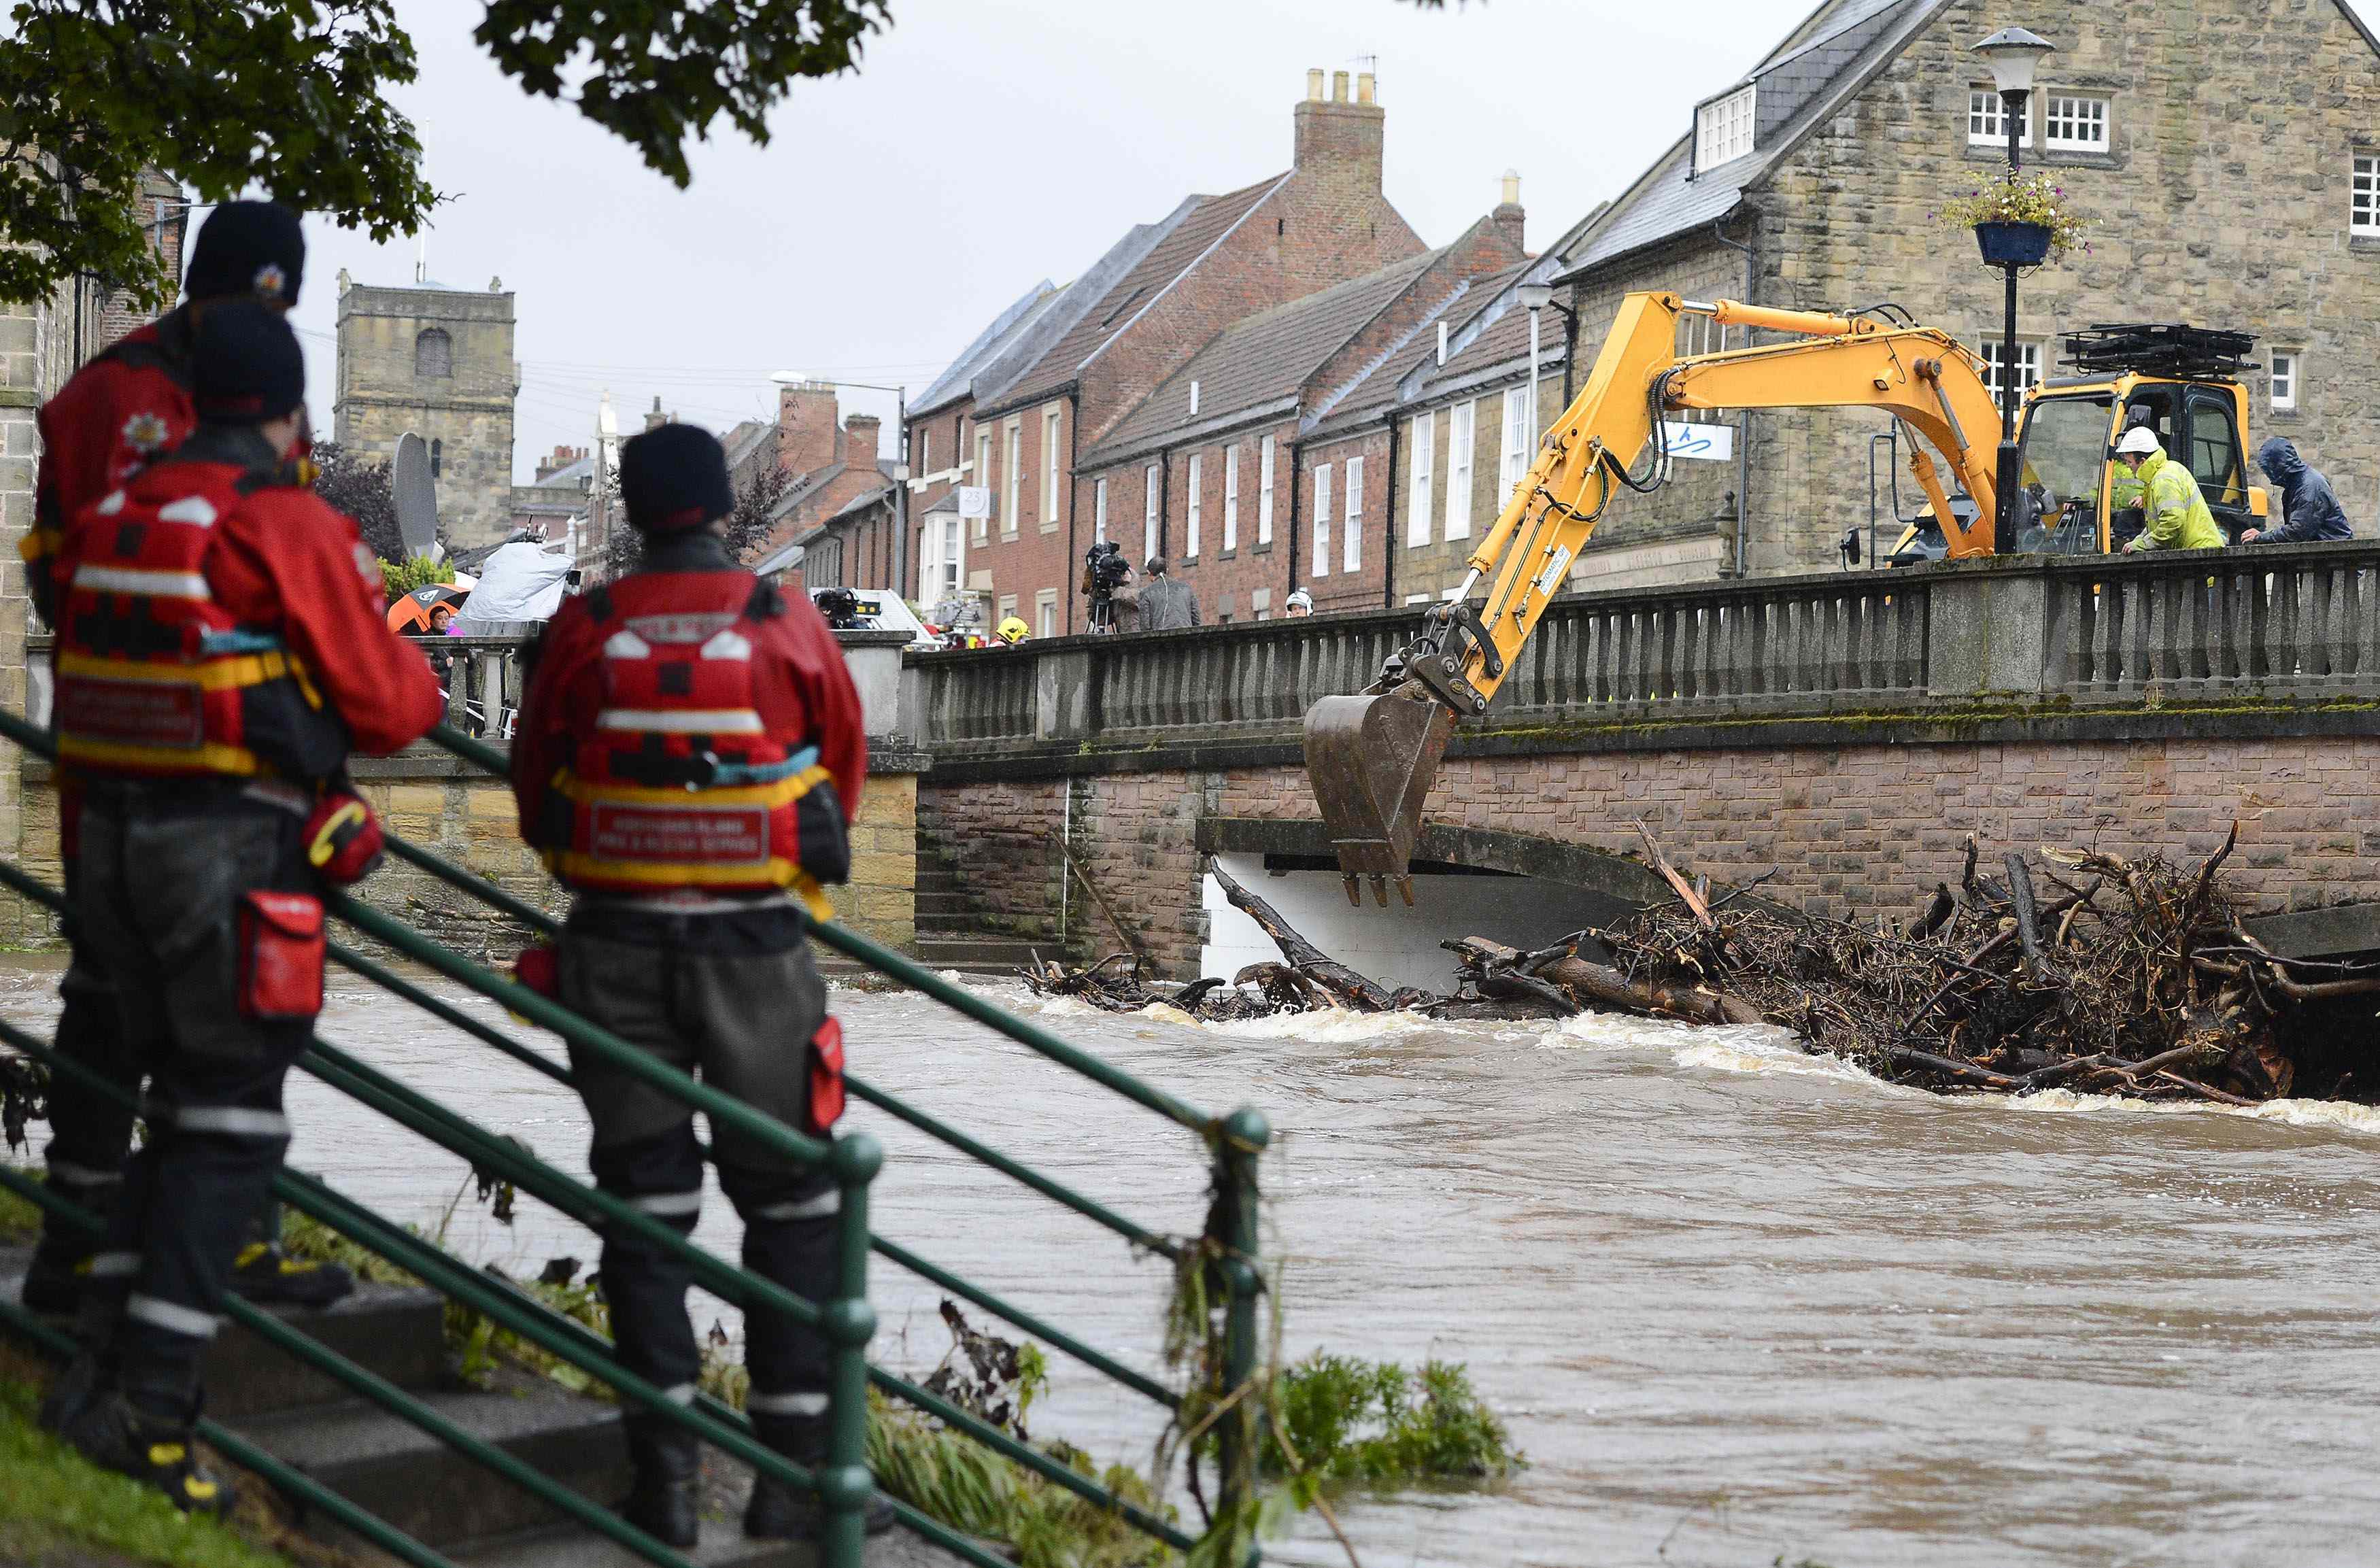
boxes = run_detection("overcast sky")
[289,0,2375,483]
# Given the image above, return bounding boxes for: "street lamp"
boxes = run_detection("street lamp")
[1973,25,2055,554]
[1516,279,1582,424]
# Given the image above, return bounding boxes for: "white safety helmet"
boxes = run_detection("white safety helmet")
[1286,587,1314,611]
[2116,426,2162,458]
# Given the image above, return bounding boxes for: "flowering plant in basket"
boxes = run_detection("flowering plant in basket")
[1937,169,2090,260]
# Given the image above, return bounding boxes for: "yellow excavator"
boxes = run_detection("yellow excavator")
[1304,291,2268,905]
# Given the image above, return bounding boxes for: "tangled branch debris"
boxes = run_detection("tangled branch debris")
[1019,827,2380,1104]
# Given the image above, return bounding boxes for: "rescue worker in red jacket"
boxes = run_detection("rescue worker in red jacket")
[20,202,353,1318]
[511,422,889,1547]
[41,300,445,1512]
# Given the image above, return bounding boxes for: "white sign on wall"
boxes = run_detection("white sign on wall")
[1660,422,1736,462]
[957,485,991,519]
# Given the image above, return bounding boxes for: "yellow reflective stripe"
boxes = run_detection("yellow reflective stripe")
[541,855,836,918]
[57,649,300,693]
[548,763,830,810]
[56,735,261,776]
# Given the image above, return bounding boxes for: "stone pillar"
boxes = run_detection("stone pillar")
[1924,560,2052,700]
[836,628,925,953]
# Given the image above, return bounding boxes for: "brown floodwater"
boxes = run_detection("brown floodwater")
[8,954,2380,1568]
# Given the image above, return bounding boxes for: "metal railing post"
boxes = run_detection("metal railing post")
[821,1132,883,1567]
[1210,1106,1270,1556]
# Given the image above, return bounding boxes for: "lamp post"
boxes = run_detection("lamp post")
[1516,279,1580,437]
[1973,25,2056,555]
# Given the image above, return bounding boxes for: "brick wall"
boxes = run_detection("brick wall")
[925,729,2380,978]
[96,173,187,351]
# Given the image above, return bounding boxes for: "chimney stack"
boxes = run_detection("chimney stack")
[775,377,840,478]
[1292,65,1385,192]
[1493,170,1526,253]
[841,413,881,469]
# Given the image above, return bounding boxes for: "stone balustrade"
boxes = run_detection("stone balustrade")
[902,543,2380,766]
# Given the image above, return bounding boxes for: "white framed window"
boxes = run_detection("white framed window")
[916,429,930,479]
[1093,477,1108,543]
[1407,410,1434,547]
[1036,588,1057,640]
[972,427,991,542]
[1002,420,1023,538]
[1185,452,1203,558]
[1977,339,2041,403]
[998,593,1017,624]
[1404,593,1431,606]
[1223,444,1240,551]
[1143,463,1160,564]
[2043,93,2109,154]
[1311,463,1332,578]
[1040,405,1061,532]
[1251,586,1271,621]
[2355,154,2379,237]
[1696,84,1755,170]
[2271,350,2299,413]
[1342,454,1363,574]
[1500,387,1529,493]
[1968,88,2032,148]
[1257,435,1276,545]
[1445,400,1475,541]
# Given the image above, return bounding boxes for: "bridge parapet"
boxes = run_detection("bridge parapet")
[904,543,2380,770]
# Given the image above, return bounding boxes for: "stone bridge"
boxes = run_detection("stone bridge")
[905,545,2380,980]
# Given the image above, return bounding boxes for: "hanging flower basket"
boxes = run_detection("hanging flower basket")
[1938,170,2090,265]
[1974,220,2054,267]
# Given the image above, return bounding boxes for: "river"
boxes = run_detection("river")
[8,953,2380,1568]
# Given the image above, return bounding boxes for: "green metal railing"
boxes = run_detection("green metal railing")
[0,706,1269,1568]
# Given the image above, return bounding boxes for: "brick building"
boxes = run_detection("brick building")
[905,67,1431,634]
[333,273,520,550]
[96,171,191,352]
[1074,192,1529,621]
[1379,0,2380,592]
[748,377,897,567]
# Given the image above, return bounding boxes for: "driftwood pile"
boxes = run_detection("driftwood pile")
[1021,829,2380,1106]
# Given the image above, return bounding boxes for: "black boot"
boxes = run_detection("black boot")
[619,1418,702,1548]
[56,1392,234,1516]
[226,1241,355,1309]
[744,1414,896,1541]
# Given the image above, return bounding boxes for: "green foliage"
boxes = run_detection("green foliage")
[0,1358,296,1568]
[379,553,457,606]
[0,0,437,308]
[1939,170,2092,258]
[475,0,892,188]
[1270,1354,1519,1486]
[275,1206,415,1287]
[313,441,403,562]
[0,1166,39,1240]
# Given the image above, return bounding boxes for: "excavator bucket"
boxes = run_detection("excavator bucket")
[1303,689,1455,906]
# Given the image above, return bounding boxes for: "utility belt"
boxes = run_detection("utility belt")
[55,628,343,785]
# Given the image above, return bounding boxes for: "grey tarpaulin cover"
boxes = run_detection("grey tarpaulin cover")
[452,540,575,633]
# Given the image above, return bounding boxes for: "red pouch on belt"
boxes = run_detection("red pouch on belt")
[513,944,560,998]
[809,1016,846,1131]
[239,890,325,1019]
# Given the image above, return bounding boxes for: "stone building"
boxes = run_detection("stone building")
[905,67,1431,633]
[333,273,520,551]
[1384,0,2380,593]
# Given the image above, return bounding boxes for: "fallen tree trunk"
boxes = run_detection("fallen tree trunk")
[1211,865,1399,1012]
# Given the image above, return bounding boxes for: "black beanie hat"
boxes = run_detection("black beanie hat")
[193,298,307,424]
[184,201,305,306]
[620,423,736,532]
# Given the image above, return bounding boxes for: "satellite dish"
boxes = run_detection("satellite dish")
[392,432,439,559]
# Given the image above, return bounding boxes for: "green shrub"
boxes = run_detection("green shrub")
[379,554,456,604]
[1270,1353,1520,1486]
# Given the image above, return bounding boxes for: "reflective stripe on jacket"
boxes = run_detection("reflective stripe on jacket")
[2131,451,2224,552]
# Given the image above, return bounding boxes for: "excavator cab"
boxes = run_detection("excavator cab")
[1885,324,2267,565]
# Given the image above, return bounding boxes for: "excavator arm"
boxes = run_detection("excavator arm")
[1306,290,2008,905]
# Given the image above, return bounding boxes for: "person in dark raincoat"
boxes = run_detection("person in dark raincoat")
[2243,439,2353,544]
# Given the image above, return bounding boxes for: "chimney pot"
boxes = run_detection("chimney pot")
[1357,71,1376,105]
[1332,70,1350,103]
[1501,169,1520,207]
[1306,67,1324,101]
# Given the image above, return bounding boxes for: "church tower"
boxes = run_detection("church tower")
[333,269,519,549]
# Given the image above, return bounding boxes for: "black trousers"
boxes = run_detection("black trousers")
[72,786,316,1418]
[31,853,142,1272]
[558,918,839,1427]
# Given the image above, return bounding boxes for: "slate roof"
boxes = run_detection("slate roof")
[913,280,1060,417]
[1557,0,1934,279]
[1085,246,1445,461]
[829,484,893,523]
[985,173,1295,413]
[770,462,847,521]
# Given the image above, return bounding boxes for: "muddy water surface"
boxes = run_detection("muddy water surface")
[8,955,2380,1568]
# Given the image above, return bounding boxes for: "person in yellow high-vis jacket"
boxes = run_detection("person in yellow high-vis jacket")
[2113,427,2224,553]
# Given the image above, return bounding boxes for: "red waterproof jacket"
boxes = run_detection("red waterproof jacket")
[29,311,199,625]
[513,532,865,912]
[54,425,445,781]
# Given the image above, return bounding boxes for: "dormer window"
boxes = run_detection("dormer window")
[1696,85,1756,171]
